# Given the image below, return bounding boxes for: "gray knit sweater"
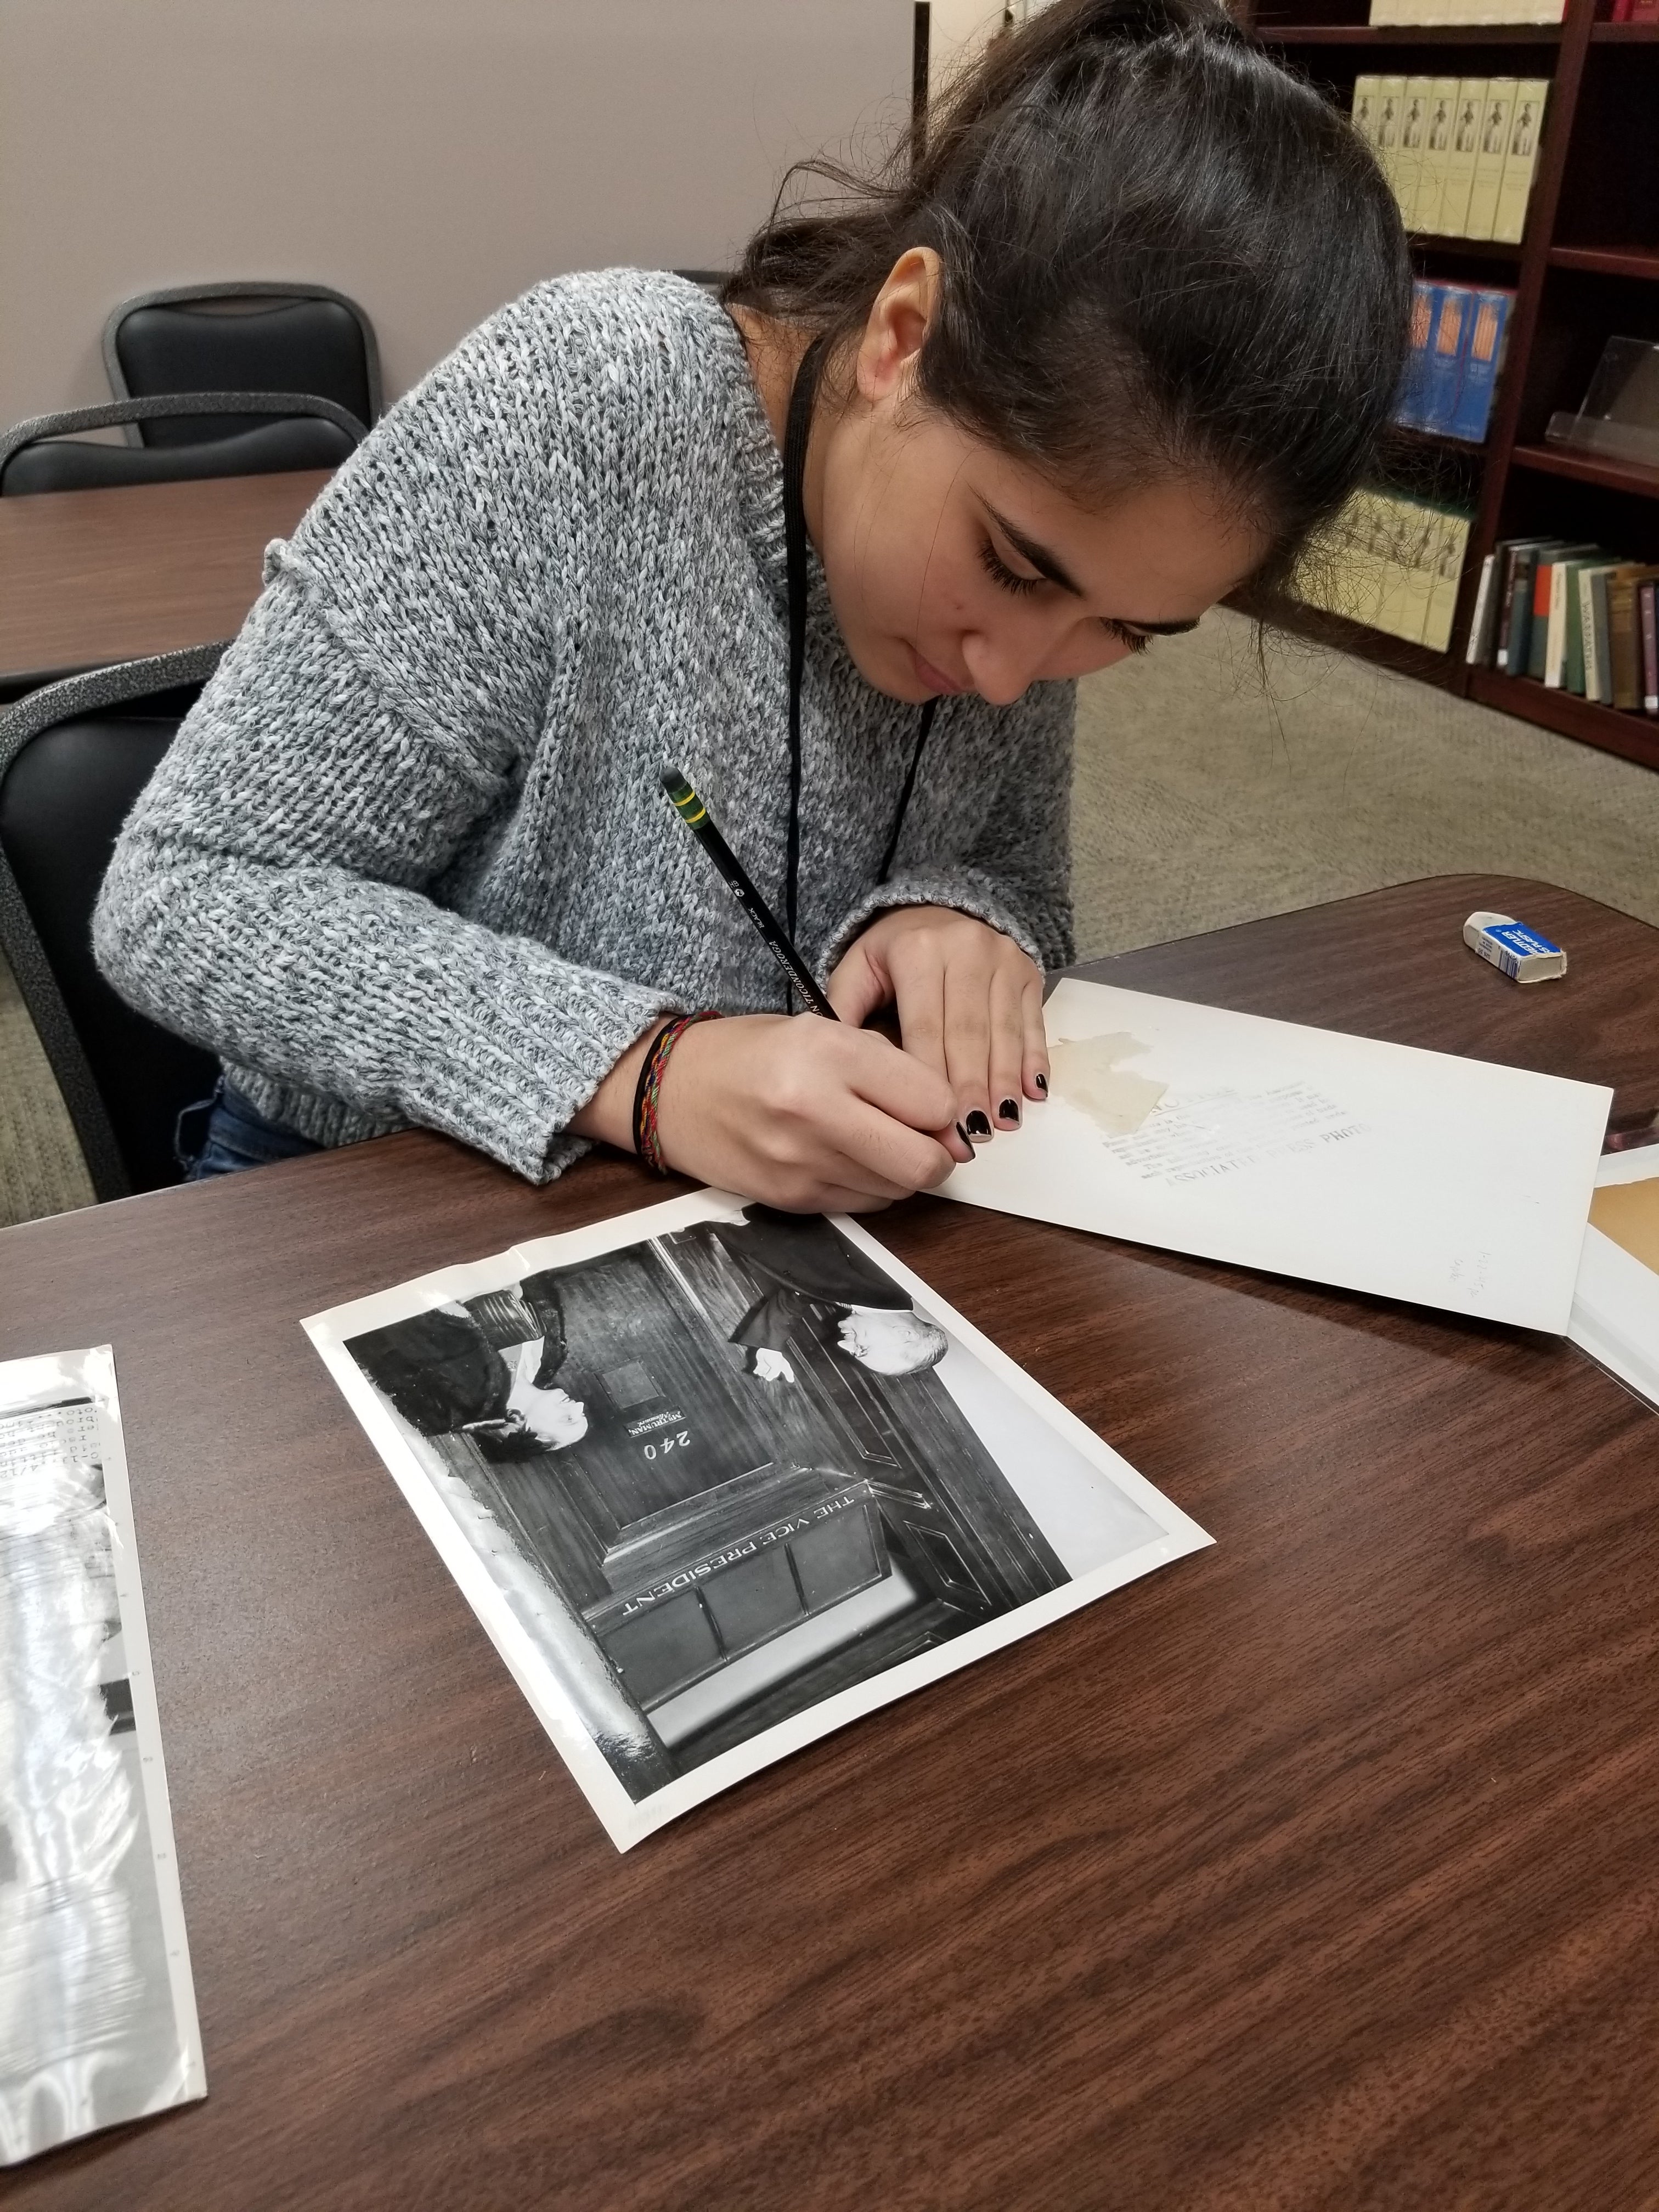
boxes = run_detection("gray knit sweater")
[94,269,1075,1183]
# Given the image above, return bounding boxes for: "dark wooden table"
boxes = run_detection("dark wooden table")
[5,874,1657,2211]
[0,469,331,698]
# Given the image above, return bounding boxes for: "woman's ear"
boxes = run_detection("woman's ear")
[856,246,943,405]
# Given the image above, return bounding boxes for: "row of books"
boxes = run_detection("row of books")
[1351,76,1547,243]
[1370,0,1562,21]
[1299,491,1472,653]
[1396,280,1513,442]
[1609,0,1659,20]
[1468,539,1659,714]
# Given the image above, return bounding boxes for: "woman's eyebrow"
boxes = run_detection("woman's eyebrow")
[980,500,1199,632]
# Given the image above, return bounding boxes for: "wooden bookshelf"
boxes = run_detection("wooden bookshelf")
[1243,0,1659,774]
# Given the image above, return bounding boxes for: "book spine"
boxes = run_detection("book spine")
[1374,77,1408,201]
[1396,280,1438,429]
[1588,569,1614,704]
[1543,562,1570,688]
[1447,289,1510,442]
[1466,81,1516,242]
[1504,547,1538,674]
[1579,568,1602,700]
[1609,574,1641,712]
[1397,81,1430,229]
[1493,81,1546,246]
[1419,77,1460,235]
[1575,566,1601,695]
[1440,78,1485,238]
[1494,543,1523,670]
[1630,0,1659,23]
[1466,552,1497,664]
[1642,580,1659,714]
[1424,285,1470,434]
[1526,560,1553,681]
[1424,511,1470,654]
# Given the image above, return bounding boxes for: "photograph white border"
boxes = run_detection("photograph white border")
[303,1190,1211,1850]
[1570,1150,1659,1412]
[0,1344,207,2151]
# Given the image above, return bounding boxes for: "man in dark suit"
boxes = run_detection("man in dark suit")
[714,1208,949,1381]
[349,1269,585,1457]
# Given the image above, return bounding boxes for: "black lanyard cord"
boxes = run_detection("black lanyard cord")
[781,334,936,951]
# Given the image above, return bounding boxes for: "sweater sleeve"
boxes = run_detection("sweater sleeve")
[93,287,680,1183]
[821,678,1076,977]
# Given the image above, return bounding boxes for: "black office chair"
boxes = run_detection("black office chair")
[0,393,365,495]
[0,645,225,1199]
[104,281,382,448]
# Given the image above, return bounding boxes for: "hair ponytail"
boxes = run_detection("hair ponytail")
[726,0,1409,590]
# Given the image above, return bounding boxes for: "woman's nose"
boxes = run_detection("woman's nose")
[959,630,1051,707]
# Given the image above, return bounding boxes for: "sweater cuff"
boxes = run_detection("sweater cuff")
[822,868,1048,979]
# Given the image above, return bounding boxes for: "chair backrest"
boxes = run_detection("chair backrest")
[0,393,364,497]
[105,282,381,447]
[0,646,226,1200]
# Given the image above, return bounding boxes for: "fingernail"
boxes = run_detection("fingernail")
[999,1098,1020,1125]
[966,1110,991,1138]
[1035,1071,1048,1093]
[956,1122,973,1152]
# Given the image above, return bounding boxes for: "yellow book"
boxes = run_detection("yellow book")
[1351,74,1383,157]
[1440,80,1486,237]
[1373,76,1408,200]
[1418,77,1460,234]
[1493,78,1548,245]
[1396,79,1431,230]
[1465,78,1516,240]
[1424,511,1472,654]
[1393,503,1438,645]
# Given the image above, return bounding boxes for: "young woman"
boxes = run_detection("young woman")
[95,0,1409,1212]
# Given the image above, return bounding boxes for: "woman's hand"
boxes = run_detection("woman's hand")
[569,1012,961,1212]
[827,906,1048,1144]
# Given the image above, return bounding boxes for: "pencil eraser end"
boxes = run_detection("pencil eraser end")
[1463,910,1567,984]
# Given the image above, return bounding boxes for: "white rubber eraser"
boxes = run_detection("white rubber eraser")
[1463,910,1567,984]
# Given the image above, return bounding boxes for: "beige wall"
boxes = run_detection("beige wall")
[0,0,910,426]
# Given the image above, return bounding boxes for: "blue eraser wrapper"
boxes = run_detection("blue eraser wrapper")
[1463,910,1567,984]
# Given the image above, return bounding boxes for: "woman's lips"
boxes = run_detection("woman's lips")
[911,646,968,697]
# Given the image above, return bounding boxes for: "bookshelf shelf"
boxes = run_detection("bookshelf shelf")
[1255,22,1563,40]
[1549,245,1659,280]
[1238,592,1463,687]
[1243,0,1659,772]
[1509,441,1659,498]
[1393,422,1487,455]
[1409,232,1524,259]
[1466,668,1659,768]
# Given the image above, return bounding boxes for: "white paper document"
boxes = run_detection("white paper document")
[303,1192,1210,1850]
[1570,1149,1659,1409]
[0,1347,206,2164]
[943,979,1612,1334]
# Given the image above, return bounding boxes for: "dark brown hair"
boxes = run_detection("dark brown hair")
[725,0,1410,590]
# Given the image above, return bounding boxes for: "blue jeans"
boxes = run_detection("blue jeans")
[177,1078,324,1181]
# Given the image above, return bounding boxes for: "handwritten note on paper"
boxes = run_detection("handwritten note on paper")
[939,976,1613,1333]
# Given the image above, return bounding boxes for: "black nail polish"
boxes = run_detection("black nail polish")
[1035,1071,1048,1093]
[956,1122,973,1151]
[966,1109,991,1138]
[999,1098,1020,1125]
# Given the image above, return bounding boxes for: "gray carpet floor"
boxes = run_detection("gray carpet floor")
[4,605,1656,1229]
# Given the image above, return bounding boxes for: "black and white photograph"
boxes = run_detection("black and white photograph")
[305,1194,1210,1849]
[0,1348,205,2164]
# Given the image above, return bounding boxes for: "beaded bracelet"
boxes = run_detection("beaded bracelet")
[633,1010,721,1173]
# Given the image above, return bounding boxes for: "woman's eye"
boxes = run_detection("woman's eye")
[978,538,1041,597]
[1102,618,1151,655]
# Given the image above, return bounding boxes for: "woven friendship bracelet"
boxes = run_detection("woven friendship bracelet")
[632,1010,721,1173]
